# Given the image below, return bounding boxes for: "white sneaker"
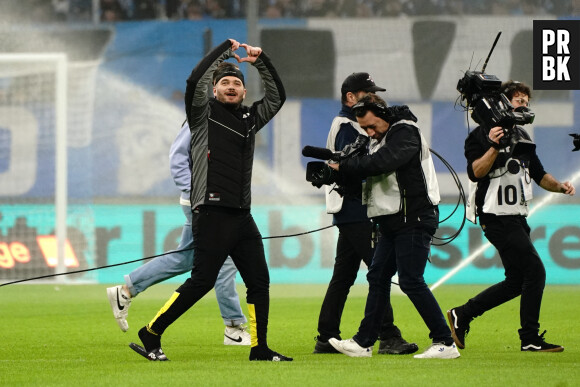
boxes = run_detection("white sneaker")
[328,338,372,358]
[224,324,251,346]
[106,285,131,332]
[413,342,460,359]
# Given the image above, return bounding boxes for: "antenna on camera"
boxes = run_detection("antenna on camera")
[481,31,502,74]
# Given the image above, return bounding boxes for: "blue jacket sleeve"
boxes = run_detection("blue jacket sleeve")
[335,122,359,153]
[169,121,192,192]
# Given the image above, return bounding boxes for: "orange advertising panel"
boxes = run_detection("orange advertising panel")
[36,236,79,268]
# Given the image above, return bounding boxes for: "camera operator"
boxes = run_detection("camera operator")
[314,73,417,356]
[323,93,459,359]
[447,81,575,353]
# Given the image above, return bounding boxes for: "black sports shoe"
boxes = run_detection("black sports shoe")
[249,346,293,361]
[138,326,161,351]
[313,337,339,354]
[521,330,564,352]
[447,307,472,349]
[129,342,169,361]
[378,336,419,355]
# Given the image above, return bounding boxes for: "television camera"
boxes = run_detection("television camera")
[457,32,536,158]
[302,134,369,196]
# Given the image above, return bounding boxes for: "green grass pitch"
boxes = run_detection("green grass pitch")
[1,283,579,386]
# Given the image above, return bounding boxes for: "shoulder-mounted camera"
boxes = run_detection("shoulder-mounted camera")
[457,33,536,158]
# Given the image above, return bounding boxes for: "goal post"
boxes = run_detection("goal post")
[0,53,70,280]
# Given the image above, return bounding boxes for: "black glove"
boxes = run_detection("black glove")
[308,163,339,188]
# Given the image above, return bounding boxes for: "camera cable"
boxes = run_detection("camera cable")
[0,224,336,287]
[2,150,472,285]
[429,148,467,246]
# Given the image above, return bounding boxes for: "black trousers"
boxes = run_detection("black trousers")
[464,215,546,341]
[317,221,401,342]
[149,206,270,347]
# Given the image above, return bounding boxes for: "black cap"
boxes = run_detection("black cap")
[341,72,386,95]
[213,66,245,86]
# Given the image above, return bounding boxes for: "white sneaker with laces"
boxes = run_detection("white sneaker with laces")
[224,324,251,345]
[413,342,460,359]
[328,338,372,358]
[106,285,131,332]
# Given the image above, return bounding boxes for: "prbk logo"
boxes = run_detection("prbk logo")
[533,20,580,90]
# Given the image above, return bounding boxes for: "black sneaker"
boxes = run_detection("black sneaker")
[521,330,564,352]
[138,326,161,351]
[129,342,169,361]
[447,307,472,349]
[249,346,293,361]
[313,337,339,354]
[378,336,419,355]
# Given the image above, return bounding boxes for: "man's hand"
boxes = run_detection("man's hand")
[561,181,575,196]
[234,43,262,64]
[487,126,505,149]
[539,174,576,196]
[228,39,241,51]
[310,164,338,188]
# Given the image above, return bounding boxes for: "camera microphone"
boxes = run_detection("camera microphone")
[302,146,337,161]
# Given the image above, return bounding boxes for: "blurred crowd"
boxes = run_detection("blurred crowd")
[0,0,578,23]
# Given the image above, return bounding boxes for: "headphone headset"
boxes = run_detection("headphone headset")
[352,101,394,123]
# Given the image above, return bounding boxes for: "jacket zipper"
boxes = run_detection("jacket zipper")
[239,123,251,208]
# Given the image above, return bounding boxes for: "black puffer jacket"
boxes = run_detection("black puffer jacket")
[185,40,285,209]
